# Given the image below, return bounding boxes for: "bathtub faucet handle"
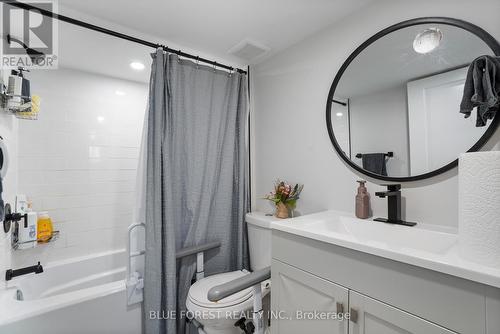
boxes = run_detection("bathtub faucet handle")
[5,262,44,281]
[35,262,44,274]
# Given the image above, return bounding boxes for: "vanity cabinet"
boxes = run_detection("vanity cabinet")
[272,260,348,334]
[271,230,500,334]
[272,260,455,334]
[348,291,455,334]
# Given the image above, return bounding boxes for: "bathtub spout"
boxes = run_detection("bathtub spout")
[5,261,44,281]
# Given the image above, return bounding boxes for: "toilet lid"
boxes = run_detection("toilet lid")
[188,271,253,309]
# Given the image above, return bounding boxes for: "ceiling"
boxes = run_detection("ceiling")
[48,0,372,82]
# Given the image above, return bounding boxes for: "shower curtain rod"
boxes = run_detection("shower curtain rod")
[6,1,247,74]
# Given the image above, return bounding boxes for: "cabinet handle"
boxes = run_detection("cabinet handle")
[336,302,344,317]
[350,307,359,324]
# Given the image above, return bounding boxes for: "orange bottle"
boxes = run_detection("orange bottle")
[37,212,53,243]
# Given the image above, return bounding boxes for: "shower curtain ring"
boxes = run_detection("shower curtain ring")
[213,62,217,72]
[196,56,199,68]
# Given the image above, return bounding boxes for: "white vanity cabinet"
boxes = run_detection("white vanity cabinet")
[271,229,500,334]
[272,260,455,334]
[272,260,349,334]
[348,291,455,334]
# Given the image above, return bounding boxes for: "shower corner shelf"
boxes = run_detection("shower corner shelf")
[12,230,60,250]
[39,230,60,244]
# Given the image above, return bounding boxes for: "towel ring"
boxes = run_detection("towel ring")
[0,136,9,179]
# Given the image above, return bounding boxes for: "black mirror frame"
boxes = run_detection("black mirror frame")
[326,17,500,182]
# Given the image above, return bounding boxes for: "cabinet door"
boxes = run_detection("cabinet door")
[348,291,456,334]
[271,260,349,334]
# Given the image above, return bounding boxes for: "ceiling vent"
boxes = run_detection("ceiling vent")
[228,39,270,62]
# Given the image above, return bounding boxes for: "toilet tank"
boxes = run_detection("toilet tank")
[246,212,277,271]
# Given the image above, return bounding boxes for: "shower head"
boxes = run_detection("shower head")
[6,34,46,62]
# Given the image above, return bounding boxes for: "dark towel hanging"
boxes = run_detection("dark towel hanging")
[460,55,500,127]
[361,153,387,176]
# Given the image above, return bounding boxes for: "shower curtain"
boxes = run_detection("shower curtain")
[142,49,249,334]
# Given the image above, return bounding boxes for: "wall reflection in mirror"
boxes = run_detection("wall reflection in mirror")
[330,23,497,178]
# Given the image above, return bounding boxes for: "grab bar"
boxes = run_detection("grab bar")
[207,267,271,302]
[128,222,145,273]
[126,221,222,305]
[208,266,271,334]
[127,222,145,306]
[127,221,220,279]
[177,241,221,281]
[176,241,221,259]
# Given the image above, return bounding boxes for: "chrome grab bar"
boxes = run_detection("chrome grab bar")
[128,222,145,274]
[127,222,146,306]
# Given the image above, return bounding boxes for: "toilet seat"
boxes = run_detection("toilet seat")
[187,270,253,309]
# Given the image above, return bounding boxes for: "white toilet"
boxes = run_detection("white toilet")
[186,213,275,334]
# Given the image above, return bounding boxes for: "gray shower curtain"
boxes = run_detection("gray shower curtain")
[144,49,249,334]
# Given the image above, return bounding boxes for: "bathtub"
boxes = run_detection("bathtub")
[0,249,142,334]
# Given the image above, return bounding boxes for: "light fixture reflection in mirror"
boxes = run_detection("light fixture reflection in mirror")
[413,28,443,54]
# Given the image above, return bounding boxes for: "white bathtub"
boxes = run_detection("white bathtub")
[0,249,142,334]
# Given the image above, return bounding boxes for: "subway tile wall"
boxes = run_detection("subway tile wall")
[0,110,18,285]
[12,67,148,268]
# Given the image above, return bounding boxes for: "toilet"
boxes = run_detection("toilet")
[186,213,275,334]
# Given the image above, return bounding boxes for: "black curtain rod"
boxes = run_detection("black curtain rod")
[4,0,247,74]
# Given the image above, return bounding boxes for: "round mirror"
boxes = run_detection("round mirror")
[326,18,500,181]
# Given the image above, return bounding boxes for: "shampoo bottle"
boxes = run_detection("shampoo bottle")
[355,180,370,219]
[15,195,37,249]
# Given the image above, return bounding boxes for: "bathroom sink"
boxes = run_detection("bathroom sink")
[302,216,457,255]
[264,210,500,288]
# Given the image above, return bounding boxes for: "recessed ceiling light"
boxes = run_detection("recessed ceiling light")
[336,112,343,117]
[413,28,442,54]
[97,116,105,123]
[129,61,145,71]
[115,90,126,96]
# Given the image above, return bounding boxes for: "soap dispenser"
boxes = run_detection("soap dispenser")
[355,180,370,219]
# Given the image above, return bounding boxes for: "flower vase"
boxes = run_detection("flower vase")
[275,202,289,219]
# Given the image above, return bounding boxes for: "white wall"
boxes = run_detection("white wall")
[252,0,500,230]
[1,67,147,273]
[349,85,409,176]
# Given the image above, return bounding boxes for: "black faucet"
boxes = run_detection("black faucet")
[374,184,416,227]
[5,262,44,281]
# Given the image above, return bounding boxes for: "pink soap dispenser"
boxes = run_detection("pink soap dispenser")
[355,180,370,219]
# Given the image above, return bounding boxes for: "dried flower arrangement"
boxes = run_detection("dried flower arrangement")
[264,180,304,218]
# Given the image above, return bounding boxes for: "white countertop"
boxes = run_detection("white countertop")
[248,210,500,288]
